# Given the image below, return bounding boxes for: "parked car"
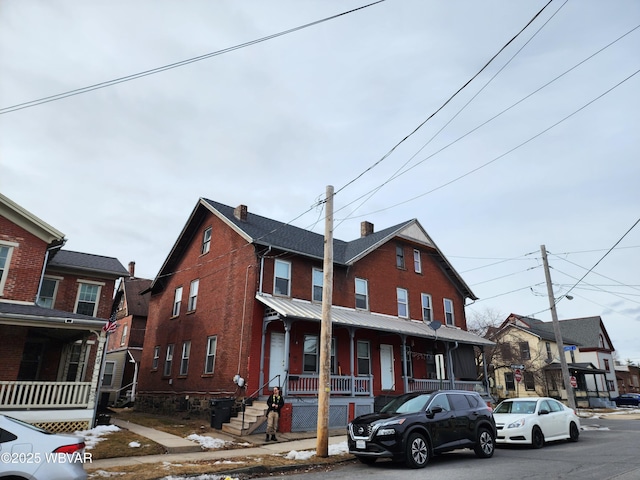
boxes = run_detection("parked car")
[493,397,580,449]
[347,390,496,469]
[612,393,640,407]
[0,414,87,480]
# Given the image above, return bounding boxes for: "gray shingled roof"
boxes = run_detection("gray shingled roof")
[48,250,129,277]
[203,198,412,264]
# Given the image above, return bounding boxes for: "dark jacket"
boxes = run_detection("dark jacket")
[266,393,284,414]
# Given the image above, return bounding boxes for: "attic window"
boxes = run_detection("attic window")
[396,245,405,269]
[201,227,212,255]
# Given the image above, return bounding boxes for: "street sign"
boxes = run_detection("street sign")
[570,376,578,388]
[510,364,525,370]
[514,368,523,383]
[563,345,577,351]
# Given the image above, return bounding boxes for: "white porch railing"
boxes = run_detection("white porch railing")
[0,381,92,409]
[407,378,487,395]
[287,374,373,396]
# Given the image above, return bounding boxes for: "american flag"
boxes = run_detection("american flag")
[102,312,118,334]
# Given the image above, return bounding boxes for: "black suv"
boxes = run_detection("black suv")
[348,390,496,468]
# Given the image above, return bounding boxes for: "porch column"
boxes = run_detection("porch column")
[89,331,107,427]
[282,320,292,397]
[349,328,355,397]
[401,335,409,393]
[481,345,490,396]
[446,342,458,390]
[258,319,269,396]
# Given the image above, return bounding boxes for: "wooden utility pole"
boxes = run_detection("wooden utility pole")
[316,185,334,457]
[541,245,576,411]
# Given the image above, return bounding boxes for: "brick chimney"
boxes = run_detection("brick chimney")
[361,221,374,237]
[234,204,248,221]
[128,261,135,278]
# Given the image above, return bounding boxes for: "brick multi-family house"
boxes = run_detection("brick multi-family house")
[100,261,151,407]
[137,198,493,433]
[489,313,613,407]
[0,193,128,432]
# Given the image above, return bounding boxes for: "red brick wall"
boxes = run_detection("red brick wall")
[0,326,28,378]
[139,209,261,396]
[0,217,48,301]
[45,270,116,319]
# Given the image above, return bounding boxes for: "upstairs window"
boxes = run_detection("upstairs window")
[75,282,101,316]
[120,324,128,346]
[397,288,409,318]
[604,359,610,371]
[188,279,199,311]
[421,293,432,323]
[103,362,115,386]
[545,342,553,361]
[396,245,405,269]
[37,277,59,309]
[519,341,531,360]
[274,259,291,296]
[413,249,422,273]
[201,227,212,254]
[312,268,323,302]
[355,278,368,310]
[0,243,16,296]
[443,298,454,326]
[172,286,183,317]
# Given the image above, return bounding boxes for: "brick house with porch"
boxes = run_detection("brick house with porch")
[0,193,128,431]
[137,198,493,433]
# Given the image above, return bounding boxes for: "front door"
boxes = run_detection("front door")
[380,344,395,390]
[269,332,286,389]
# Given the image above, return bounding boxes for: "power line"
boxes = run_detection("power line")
[0,1,386,115]
[333,0,555,198]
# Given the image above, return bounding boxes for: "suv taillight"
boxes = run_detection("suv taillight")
[53,442,85,454]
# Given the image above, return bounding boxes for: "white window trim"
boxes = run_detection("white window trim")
[172,286,183,317]
[164,344,174,376]
[180,341,191,376]
[397,287,409,318]
[152,346,160,370]
[357,340,371,376]
[274,259,291,297]
[37,276,62,308]
[205,336,217,374]
[421,293,432,323]
[355,278,369,310]
[120,324,128,346]
[312,268,323,303]
[0,241,18,296]
[103,361,116,387]
[188,279,199,312]
[74,281,104,317]
[201,227,212,255]
[413,249,422,273]
[444,298,455,326]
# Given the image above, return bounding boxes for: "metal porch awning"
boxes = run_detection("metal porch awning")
[256,294,493,347]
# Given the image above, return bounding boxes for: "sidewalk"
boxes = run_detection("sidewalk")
[90,419,348,471]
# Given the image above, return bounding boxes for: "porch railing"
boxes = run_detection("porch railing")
[287,374,373,396]
[408,378,487,395]
[0,381,92,409]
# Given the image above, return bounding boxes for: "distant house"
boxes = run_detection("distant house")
[100,261,151,407]
[615,363,640,395]
[489,313,614,407]
[0,193,128,432]
[137,198,493,434]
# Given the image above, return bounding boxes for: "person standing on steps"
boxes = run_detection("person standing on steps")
[265,386,284,442]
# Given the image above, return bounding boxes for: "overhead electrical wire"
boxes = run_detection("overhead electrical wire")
[0,0,386,115]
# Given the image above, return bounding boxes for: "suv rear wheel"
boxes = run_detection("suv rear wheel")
[474,427,495,458]
[405,432,429,468]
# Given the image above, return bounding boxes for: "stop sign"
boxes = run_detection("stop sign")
[570,376,577,388]
[514,368,523,383]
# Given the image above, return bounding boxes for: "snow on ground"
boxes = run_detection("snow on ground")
[76,424,121,449]
[186,434,251,449]
[160,476,238,480]
[282,441,349,460]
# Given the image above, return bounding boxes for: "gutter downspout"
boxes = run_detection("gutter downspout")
[258,246,272,294]
[35,242,64,305]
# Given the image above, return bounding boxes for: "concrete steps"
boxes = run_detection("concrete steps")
[221,401,268,436]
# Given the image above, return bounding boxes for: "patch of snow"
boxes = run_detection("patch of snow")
[282,441,349,460]
[128,441,141,448]
[186,434,231,449]
[88,470,126,477]
[75,425,121,450]
[213,460,245,465]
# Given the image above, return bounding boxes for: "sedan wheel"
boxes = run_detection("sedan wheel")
[405,432,429,469]
[531,426,544,449]
[568,422,580,442]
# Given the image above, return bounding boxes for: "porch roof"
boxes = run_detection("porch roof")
[0,301,107,332]
[256,294,494,347]
[543,362,607,375]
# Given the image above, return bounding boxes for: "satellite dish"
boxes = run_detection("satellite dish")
[429,320,442,331]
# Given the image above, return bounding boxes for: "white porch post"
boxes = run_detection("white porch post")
[89,331,107,426]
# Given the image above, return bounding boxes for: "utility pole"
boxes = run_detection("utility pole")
[541,245,576,411]
[316,185,334,457]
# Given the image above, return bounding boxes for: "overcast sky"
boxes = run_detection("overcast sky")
[2,1,639,363]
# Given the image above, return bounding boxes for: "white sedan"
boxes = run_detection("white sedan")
[493,397,580,448]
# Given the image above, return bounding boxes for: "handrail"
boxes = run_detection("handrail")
[241,374,281,436]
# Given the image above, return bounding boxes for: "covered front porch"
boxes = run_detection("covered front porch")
[0,303,109,432]
[252,294,492,432]
[544,362,612,408]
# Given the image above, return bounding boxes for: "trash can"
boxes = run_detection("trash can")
[95,414,111,426]
[210,398,234,429]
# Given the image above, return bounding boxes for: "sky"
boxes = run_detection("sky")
[1,1,639,363]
